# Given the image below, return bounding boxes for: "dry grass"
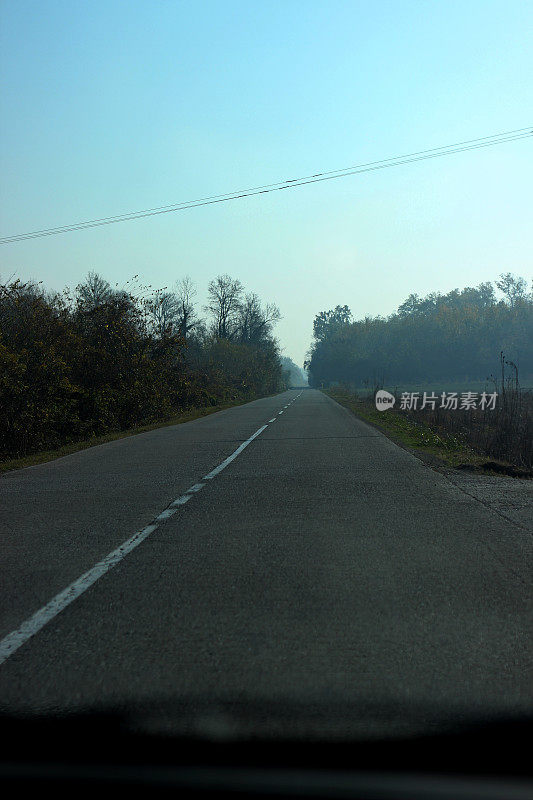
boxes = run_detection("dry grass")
[326,385,532,478]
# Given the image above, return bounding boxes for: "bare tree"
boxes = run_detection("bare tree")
[204,274,243,339]
[175,276,198,339]
[76,271,112,310]
[237,293,281,344]
[148,278,200,340]
[150,290,180,338]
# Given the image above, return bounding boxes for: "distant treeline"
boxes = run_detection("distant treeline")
[306,273,533,388]
[280,355,307,387]
[0,272,286,459]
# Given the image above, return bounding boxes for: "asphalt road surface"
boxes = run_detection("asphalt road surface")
[1,389,532,738]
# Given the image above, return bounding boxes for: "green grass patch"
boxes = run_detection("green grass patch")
[0,396,261,474]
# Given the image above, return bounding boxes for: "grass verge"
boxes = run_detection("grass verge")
[0,396,261,474]
[324,388,531,478]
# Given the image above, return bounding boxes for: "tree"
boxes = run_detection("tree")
[496,273,528,307]
[280,356,306,387]
[460,282,496,309]
[150,290,180,338]
[312,305,352,340]
[205,274,244,339]
[306,275,533,388]
[175,276,198,339]
[237,293,281,344]
[76,271,112,310]
[397,294,421,317]
[0,271,286,459]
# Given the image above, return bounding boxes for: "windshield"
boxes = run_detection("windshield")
[0,0,532,769]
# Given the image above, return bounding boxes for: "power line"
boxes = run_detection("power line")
[10,126,531,232]
[1,127,531,244]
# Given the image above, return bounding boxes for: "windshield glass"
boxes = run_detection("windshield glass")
[0,0,532,759]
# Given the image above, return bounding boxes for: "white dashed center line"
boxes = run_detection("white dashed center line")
[0,392,302,665]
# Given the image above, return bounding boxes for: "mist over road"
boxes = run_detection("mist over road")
[1,389,531,736]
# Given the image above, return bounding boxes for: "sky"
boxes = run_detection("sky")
[1,0,532,367]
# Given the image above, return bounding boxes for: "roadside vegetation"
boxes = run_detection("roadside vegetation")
[326,358,532,476]
[0,272,287,463]
[309,272,532,476]
[306,273,532,388]
[280,355,308,388]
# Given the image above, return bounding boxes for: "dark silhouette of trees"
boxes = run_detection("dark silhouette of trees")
[76,271,113,310]
[306,275,533,388]
[313,305,352,340]
[0,272,284,460]
[176,276,198,340]
[205,274,244,339]
[496,272,528,308]
[149,290,181,338]
[237,293,281,345]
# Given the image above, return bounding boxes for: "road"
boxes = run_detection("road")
[1,389,532,738]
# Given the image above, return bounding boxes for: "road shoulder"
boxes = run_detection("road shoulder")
[324,389,533,533]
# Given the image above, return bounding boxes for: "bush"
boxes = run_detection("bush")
[0,276,284,460]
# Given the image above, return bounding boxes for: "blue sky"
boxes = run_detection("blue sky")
[1,0,531,366]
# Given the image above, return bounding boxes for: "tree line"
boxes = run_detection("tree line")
[305,273,533,388]
[280,355,307,387]
[0,272,286,459]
